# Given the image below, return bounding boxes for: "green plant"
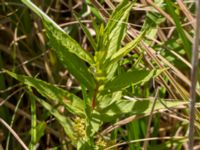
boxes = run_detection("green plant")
[2,0,193,149]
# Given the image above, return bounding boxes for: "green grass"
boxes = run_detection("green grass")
[0,0,199,149]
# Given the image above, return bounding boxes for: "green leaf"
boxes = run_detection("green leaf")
[21,0,94,65]
[103,69,164,93]
[108,30,146,65]
[102,0,134,79]
[5,70,84,116]
[74,13,97,51]
[86,0,104,21]
[45,26,96,90]
[104,0,133,59]
[35,122,46,143]
[143,6,166,46]
[36,97,75,141]
[21,0,96,91]
[77,139,90,150]
[29,91,37,150]
[93,99,187,122]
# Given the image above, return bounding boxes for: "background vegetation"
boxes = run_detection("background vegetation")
[0,0,200,149]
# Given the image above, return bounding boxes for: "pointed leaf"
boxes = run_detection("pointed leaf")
[74,13,97,51]
[108,30,146,65]
[45,25,96,90]
[102,1,134,79]
[104,0,133,58]
[103,69,164,93]
[5,70,84,116]
[165,0,191,58]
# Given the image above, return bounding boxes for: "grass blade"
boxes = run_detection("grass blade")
[28,91,37,150]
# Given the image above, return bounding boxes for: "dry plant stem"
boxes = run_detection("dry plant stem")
[0,117,29,150]
[177,0,195,28]
[143,88,160,150]
[146,0,174,24]
[90,0,109,19]
[189,1,200,149]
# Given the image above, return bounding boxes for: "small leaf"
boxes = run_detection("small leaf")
[74,13,97,51]
[5,70,84,116]
[108,30,146,65]
[103,69,164,93]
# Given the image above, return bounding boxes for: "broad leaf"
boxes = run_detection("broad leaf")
[5,70,84,116]
[103,69,164,93]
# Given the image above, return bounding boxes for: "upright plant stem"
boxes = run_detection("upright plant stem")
[189,1,200,149]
